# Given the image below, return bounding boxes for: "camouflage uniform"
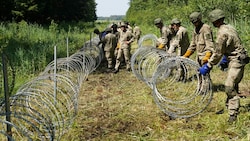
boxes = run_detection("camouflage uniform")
[154,18,173,51]
[207,9,249,121]
[111,24,120,62]
[168,18,190,81]
[133,25,141,43]
[168,18,190,56]
[103,28,117,69]
[114,23,135,72]
[183,12,214,66]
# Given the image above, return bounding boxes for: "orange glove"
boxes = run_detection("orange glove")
[157,44,165,49]
[202,52,212,64]
[116,42,120,49]
[183,50,193,58]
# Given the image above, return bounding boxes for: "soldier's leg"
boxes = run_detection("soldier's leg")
[225,66,244,122]
[114,49,123,72]
[106,51,113,69]
[123,48,131,70]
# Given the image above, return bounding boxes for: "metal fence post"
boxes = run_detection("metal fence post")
[2,53,12,140]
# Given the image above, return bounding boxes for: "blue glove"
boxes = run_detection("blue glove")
[218,55,228,71]
[199,63,211,75]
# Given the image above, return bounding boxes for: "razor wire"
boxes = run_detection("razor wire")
[0,36,103,140]
[131,34,213,118]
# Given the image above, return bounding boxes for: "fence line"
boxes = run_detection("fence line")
[0,36,103,140]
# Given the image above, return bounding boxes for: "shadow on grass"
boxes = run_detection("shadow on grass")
[212,83,225,92]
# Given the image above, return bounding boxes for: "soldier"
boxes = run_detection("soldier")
[154,18,173,51]
[183,12,214,66]
[103,27,117,71]
[93,28,107,56]
[125,21,133,33]
[111,23,120,63]
[133,24,141,43]
[198,9,249,123]
[113,23,135,73]
[93,28,106,47]
[168,18,190,81]
[168,18,190,56]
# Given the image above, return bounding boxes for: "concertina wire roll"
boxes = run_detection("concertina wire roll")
[131,34,213,118]
[0,33,214,140]
[0,36,103,140]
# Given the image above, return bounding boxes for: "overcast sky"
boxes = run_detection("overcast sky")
[95,0,130,17]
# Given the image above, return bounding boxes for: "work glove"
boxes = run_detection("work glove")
[116,42,120,49]
[202,52,212,65]
[157,44,165,49]
[218,55,228,71]
[199,63,211,75]
[183,50,192,58]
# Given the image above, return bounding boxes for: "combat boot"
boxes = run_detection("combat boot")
[228,115,237,123]
[112,69,119,74]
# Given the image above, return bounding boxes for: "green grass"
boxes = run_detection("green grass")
[61,42,250,140]
[0,20,250,140]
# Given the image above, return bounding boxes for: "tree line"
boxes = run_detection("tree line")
[0,0,97,23]
[126,0,250,25]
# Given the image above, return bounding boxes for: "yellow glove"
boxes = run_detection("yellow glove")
[183,50,193,58]
[202,52,212,64]
[116,42,120,49]
[157,44,165,49]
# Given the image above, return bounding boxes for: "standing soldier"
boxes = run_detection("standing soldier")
[111,23,120,63]
[168,18,190,56]
[113,23,135,73]
[183,12,214,66]
[168,18,190,81]
[198,9,249,123]
[103,27,117,71]
[125,21,133,33]
[93,28,107,58]
[154,18,173,51]
[133,24,141,43]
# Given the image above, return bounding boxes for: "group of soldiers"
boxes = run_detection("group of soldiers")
[154,9,249,123]
[94,9,249,123]
[94,21,141,73]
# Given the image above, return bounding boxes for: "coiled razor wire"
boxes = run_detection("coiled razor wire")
[0,36,103,140]
[131,34,213,118]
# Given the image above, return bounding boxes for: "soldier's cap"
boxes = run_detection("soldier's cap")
[154,18,163,25]
[209,9,225,23]
[171,18,181,25]
[189,12,202,23]
[105,27,112,32]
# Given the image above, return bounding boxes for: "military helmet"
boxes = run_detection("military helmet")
[189,12,202,23]
[209,9,225,22]
[171,18,181,25]
[154,18,163,25]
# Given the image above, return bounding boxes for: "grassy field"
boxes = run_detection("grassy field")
[1,21,250,140]
[61,43,250,141]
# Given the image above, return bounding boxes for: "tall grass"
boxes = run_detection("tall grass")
[0,20,108,94]
[0,19,249,140]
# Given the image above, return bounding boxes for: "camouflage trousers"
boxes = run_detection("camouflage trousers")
[115,48,131,70]
[225,63,245,116]
[105,50,114,69]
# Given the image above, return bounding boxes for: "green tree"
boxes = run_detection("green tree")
[0,0,14,21]
[0,0,97,23]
